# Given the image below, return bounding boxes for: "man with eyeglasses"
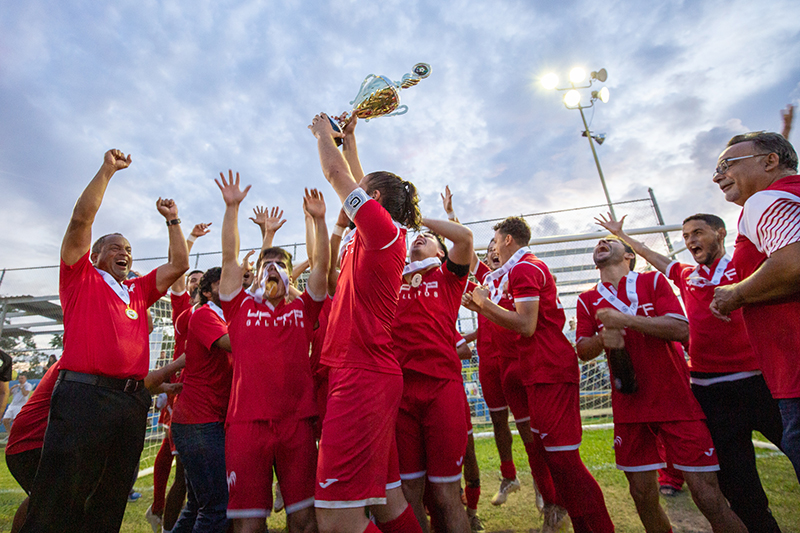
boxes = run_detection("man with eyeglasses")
[711,131,800,484]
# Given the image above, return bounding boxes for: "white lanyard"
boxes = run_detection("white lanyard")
[485,248,531,305]
[596,272,639,316]
[206,301,226,322]
[686,255,731,288]
[94,267,131,305]
[403,257,441,276]
[248,264,290,303]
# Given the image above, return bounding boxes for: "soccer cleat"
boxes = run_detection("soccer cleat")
[127,491,142,503]
[533,480,545,513]
[273,482,285,513]
[145,504,162,533]
[541,503,569,533]
[491,477,520,506]
[467,508,485,532]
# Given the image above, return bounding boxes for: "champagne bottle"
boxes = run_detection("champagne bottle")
[607,347,637,394]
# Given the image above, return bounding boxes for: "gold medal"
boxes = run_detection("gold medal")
[411,273,423,288]
[126,307,138,320]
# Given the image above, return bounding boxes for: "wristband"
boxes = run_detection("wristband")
[186,234,197,243]
[332,225,346,237]
[447,211,456,220]
[166,218,181,227]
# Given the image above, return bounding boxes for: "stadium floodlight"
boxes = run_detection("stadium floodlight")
[569,68,586,84]
[540,66,615,219]
[541,73,559,90]
[564,90,581,107]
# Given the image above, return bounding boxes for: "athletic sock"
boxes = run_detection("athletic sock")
[523,439,557,504]
[152,438,172,515]
[377,504,424,533]
[465,485,480,510]
[500,460,517,481]
[544,450,614,533]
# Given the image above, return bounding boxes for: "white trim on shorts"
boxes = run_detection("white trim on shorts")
[487,405,509,412]
[544,443,581,452]
[386,480,402,490]
[513,416,530,424]
[428,473,463,483]
[615,462,667,472]
[399,471,426,481]
[315,497,386,509]
[673,463,720,472]
[467,428,473,436]
[285,497,315,514]
[227,508,270,519]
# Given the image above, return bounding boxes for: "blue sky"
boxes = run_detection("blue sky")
[1,0,799,289]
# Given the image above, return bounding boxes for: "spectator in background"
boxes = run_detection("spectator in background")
[45,355,57,371]
[3,374,32,434]
[0,350,12,419]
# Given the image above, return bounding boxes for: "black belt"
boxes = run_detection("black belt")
[58,370,145,393]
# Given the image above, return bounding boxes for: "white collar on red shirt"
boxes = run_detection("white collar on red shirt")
[403,257,441,276]
[94,267,131,305]
[596,271,639,316]
[206,301,226,321]
[686,254,731,288]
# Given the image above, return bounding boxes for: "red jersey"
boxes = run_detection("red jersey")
[59,252,163,380]
[171,303,232,424]
[393,262,468,381]
[576,271,704,423]
[170,290,192,328]
[310,296,333,378]
[321,199,407,375]
[6,361,60,455]
[475,260,519,361]
[472,263,502,361]
[221,287,324,422]
[733,174,800,398]
[665,258,758,374]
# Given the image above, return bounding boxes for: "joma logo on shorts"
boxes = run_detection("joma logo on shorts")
[319,478,338,488]
[227,472,237,488]
[614,436,622,447]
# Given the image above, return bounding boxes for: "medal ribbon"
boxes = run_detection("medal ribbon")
[403,257,441,276]
[484,247,531,304]
[94,267,131,305]
[686,255,731,288]
[596,272,640,316]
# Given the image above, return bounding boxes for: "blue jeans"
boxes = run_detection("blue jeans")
[778,397,800,483]
[171,422,229,533]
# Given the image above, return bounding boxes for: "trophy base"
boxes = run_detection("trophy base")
[328,116,343,147]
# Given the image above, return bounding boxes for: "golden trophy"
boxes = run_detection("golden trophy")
[329,63,431,143]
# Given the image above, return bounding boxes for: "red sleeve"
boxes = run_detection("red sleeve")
[219,288,247,324]
[508,262,545,301]
[665,262,690,291]
[466,280,477,293]
[353,199,401,251]
[59,251,92,304]
[576,293,598,340]
[300,291,326,329]
[171,292,192,325]
[189,307,228,350]
[651,272,687,320]
[474,261,490,283]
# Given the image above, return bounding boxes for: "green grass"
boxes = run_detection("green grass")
[0,428,797,532]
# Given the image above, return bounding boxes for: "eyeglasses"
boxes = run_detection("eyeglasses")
[714,154,770,176]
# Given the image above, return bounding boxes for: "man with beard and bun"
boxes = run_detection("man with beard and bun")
[463,216,613,533]
[597,213,784,532]
[711,131,800,483]
[392,220,473,533]
[576,235,746,533]
[217,175,330,533]
[308,113,423,533]
[20,149,190,533]
[170,266,233,533]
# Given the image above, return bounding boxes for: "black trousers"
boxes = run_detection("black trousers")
[19,378,150,533]
[692,374,784,533]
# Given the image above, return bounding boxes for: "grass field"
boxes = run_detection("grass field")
[0,427,796,532]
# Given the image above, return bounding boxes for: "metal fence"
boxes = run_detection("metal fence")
[1,195,678,470]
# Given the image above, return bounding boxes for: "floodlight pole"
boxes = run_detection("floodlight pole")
[576,104,616,221]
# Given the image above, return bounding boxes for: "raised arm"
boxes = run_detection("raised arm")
[303,203,316,270]
[327,208,349,296]
[171,223,211,293]
[155,199,191,294]
[250,206,286,252]
[302,189,330,299]
[595,213,671,274]
[421,217,473,266]
[781,104,794,139]
[309,113,359,202]
[61,149,131,266]
[341,114,365,182]
[216,170,252,296]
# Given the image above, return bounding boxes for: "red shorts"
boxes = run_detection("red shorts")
[396,375,468,483]
[226,418,317,517]
[479,354,507,411]
[499,357,530,423]
[313,373,329,441]
[315,367,403,508]
[614,419,719,472]
[526,382,583,452]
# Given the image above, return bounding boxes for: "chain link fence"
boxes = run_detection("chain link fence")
[1,196,676,468]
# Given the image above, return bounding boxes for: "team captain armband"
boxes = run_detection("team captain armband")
[343,187,372,221]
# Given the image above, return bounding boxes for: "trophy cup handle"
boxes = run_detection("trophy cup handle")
[385,105,408,118]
